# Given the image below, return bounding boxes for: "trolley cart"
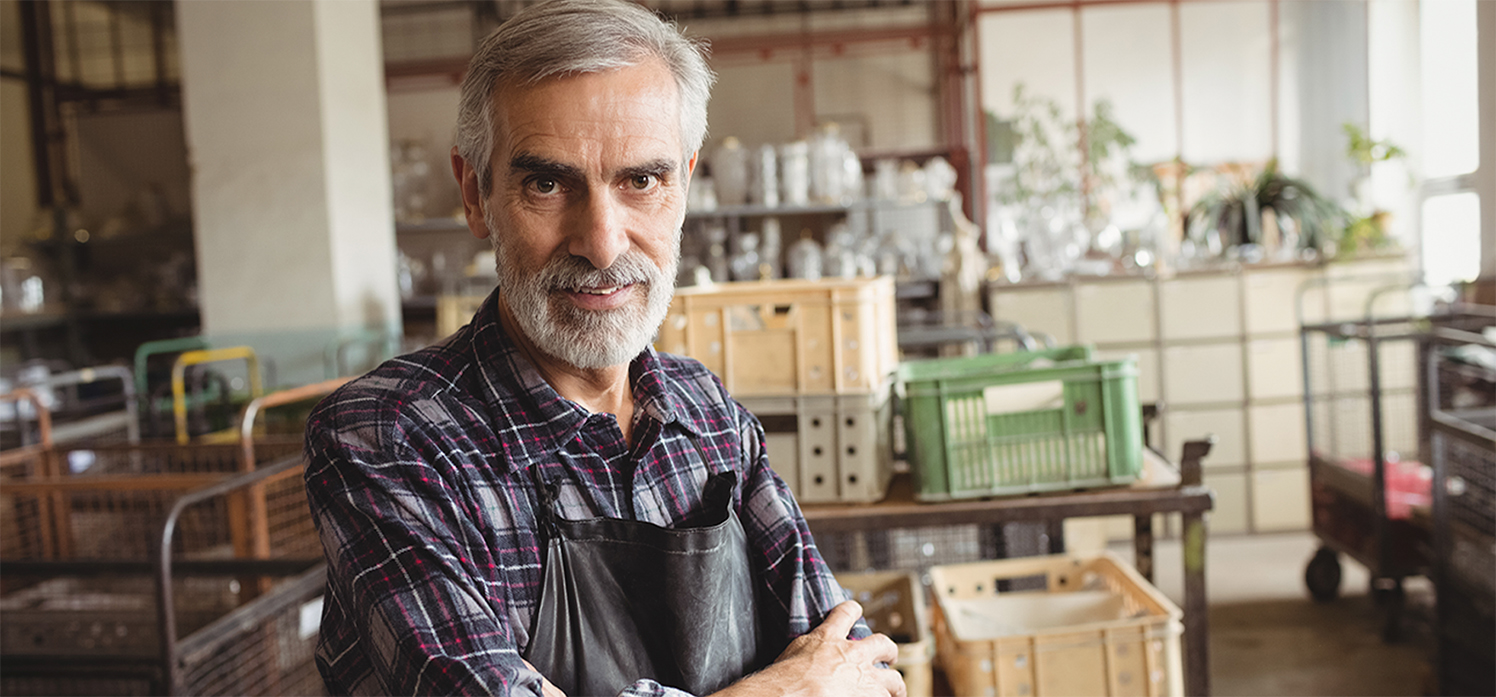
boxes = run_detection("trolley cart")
[1425,317,1495,696]
[1297,279,1469,640]
[134,337,212,440]
[171,347,265,444]
[0,386,333,695]
[21,365,140,447]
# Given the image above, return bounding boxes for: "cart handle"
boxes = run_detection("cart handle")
[237,377,352,473]
[171,347,264,444]
[0,388,53,466]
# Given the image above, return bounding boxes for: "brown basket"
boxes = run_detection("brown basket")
[837,569,934,697]
[656,277,898,395]
[929,552,1182,697]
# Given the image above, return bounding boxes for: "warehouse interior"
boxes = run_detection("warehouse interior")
[0,0,1493,695]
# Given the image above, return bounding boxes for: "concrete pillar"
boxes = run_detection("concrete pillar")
[177,0,398,386]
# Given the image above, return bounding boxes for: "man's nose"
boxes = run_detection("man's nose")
[569,189,629,270]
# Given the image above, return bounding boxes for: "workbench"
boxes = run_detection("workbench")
[801,439,1217,696]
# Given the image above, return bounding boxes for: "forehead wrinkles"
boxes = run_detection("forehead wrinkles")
[489,63,683,172]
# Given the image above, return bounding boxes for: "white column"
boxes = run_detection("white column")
[1480,0,1496,278]
[177,0,398,385]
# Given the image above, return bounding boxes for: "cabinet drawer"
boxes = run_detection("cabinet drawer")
[1163,342,1244,405]
[988,285,1073,345]
[1248,402,1307,464]
[1160,275,1240,340]
[1247,337,1304,400]
[1252,467,1311,531]
[1075,280,1154,344]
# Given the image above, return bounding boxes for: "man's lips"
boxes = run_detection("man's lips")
[560,282,638,310]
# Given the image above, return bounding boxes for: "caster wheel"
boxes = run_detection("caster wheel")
[1304,547,1342,602]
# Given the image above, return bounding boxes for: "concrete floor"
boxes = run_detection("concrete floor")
[1130,531,1436,697]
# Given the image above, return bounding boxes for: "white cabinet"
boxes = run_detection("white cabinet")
[1248,402,1307,464]
[1246,337,1304,401]
[1163,342,1244,405]
[1075,280,1155,344]
[1160,275,1240,340]
[1252,467,1312,532]
[1243,268,1312,334]
[989,285,1073,345]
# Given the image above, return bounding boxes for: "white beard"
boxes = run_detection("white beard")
[487,207,679,370]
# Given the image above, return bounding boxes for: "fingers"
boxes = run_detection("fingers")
[876,665,908,697]
[815,600,863,639]
[857,632,901,666]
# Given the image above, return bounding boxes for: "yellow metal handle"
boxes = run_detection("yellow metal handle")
[171,347,263,444]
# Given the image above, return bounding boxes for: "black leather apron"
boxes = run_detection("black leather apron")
[522,461,766,696]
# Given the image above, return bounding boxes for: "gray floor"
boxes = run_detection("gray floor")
[1130,531,1436,697]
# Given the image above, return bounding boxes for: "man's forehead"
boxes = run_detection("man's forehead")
[489,63,685,166]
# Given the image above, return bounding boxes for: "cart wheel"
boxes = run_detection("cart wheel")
[1304,547,1342,602]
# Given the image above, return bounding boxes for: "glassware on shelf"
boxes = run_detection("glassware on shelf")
[780,141,810,206]
[923,156,957,201]
[751,144,779,208]
[809,124,844,204]
[703,223,729,282]
[711,137,750,207]
[785,233,823,280]
[729,233,762,281]
[688,170,717,212]
[897,160,927,203]
[391,139,432,224]
[873,159,900,201]
[759,217,783,279]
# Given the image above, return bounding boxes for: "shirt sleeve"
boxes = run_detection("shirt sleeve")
[305,401,544,696]
[731,401,868,650]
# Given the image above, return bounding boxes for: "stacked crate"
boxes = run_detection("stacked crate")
[656,278,899,503]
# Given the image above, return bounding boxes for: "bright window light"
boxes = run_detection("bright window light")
[1421,193,1481,287]
[1419,0,1479,178]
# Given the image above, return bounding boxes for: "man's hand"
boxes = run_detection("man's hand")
[522,659,567,697]
[711,600,907,697]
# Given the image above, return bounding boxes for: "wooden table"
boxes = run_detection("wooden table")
[801,439,1217,697]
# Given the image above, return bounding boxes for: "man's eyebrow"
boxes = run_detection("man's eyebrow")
[620,159,680,180]
[509,153,584,181]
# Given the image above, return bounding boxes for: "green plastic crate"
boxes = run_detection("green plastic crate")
[896,346,1143,501]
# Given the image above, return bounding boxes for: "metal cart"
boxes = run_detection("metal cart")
[0,381,342,695]
[1425,317,1495,696]
[1297,278,1474,640]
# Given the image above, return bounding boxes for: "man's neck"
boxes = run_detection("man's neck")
[497,294,637,444]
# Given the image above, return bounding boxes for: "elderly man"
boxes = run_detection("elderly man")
[303,1,905,695]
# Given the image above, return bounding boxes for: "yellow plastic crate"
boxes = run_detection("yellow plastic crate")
[656,278,898,395]
[930,552,1183,697]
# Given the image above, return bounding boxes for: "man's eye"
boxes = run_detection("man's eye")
[629,174,657,191]
[531,178,558,194]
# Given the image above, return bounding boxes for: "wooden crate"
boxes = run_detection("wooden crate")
[737,388,893,504]
[836,570,934,697]
[930,552,1183,697]
[656,278,898,395]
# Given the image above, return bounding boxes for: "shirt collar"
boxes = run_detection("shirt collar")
[466,289,702,476]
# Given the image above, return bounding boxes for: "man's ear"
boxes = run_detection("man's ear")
[452,146,490,240]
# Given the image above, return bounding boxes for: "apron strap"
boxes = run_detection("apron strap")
[527,463,562,539]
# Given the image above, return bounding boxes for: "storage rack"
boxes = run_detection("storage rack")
[1424,318,1495,696]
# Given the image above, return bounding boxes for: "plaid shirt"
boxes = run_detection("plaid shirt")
[304,289,852,696]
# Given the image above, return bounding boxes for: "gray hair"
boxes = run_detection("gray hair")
[454,0,715,196]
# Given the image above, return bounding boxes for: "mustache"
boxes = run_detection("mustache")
[528,250,658,292]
